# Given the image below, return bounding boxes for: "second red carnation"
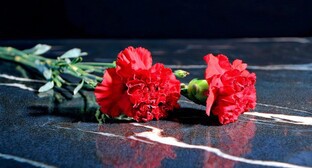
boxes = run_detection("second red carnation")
[204,54,256,125]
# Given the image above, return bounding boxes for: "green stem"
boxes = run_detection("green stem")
[0,53,37,69]
[80,62,115,67]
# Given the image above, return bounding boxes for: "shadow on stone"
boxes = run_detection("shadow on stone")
[167,108,221,126]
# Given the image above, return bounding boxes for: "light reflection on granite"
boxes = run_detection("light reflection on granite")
[0,153,56,168]
[203,120,256,167]
[96,124,177,168]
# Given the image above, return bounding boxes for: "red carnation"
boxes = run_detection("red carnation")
[95,46,180,122]
[204,54,256,124]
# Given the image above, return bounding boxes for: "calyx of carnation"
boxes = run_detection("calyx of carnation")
[181,79,208,105]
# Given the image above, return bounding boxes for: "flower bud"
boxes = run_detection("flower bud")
[186,79,208,105]
[174,70,190,78]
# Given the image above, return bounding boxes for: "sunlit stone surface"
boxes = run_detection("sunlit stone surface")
[0,38,311,168]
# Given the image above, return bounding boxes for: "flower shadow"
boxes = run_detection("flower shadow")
[167,108,221,126]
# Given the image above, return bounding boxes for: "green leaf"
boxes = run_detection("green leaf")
[71,57,83,64]
[43,68,52,79]
[84,79,98,88]
[73,79,84,95]
[60,48,87,59]
[38,81,54,92]
[23,44,51,55]
[64,58,71,64]
[95,108,106,124]
[53,77,62,88]
[114,114,134,121]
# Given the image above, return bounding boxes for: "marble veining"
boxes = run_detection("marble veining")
[0,74,45,83]
[129,123,309,168]
[167,63,312,71]
[248,63,312,71]
[257,103,311,114]
[0,83,35,91]
[244,112,312,126]
[0,153,56,168]
[236,37,310,43]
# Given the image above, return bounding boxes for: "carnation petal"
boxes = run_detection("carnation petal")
[116,46,152,78]
[204,54,230,81]
[94,68,126,117]
[206,86,216,116]
[232,59,247,71]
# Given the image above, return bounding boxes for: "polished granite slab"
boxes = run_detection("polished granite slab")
[0,38,311,168]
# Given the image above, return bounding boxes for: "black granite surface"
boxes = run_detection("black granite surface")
[0,38,311,168]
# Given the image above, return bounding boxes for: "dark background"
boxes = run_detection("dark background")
[1,0,312,39]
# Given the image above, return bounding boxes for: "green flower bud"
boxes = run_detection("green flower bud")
[186,79,208,105]
[174,70,190,78]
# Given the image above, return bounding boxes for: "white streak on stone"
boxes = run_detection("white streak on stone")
[55,126,72,130]
[244,112,312,126]
[257,103,311,114]
[237,37,310,43]
[0,153,56,168]
[130,123,310,168]
[166,65,206,69]
[127,136,155,145]
[166,63,312,71]
[248,63,312,71]
[0,74,45,83]
[0,83,35,91]
[77,128,125,139]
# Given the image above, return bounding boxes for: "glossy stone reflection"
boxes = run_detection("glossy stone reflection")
[203,120,256,167]
[93,119,257,168]
[0,39,312,167]
[96,124,179,168]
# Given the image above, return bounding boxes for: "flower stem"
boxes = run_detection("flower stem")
[0,45,113,93]
[80,62,115,67]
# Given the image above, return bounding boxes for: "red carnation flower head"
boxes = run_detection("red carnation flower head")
[204,54,256,125]
[95,46,181,122]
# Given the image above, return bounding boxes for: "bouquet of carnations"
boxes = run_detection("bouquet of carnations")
[0,44,256,125]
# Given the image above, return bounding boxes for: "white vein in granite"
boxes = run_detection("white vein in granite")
[166,64,206,69]
[0,74,45,83]
[0,83,35,91]
[179,100,312,125]
[77,128,155,144]
[245,112,312,126]
[257,103,311,114]
[77,128,126,139]
[237,37,310,43]
[130,123,310,168]
[0,153,56,168]
[248,63,312,71]
[166,63,312,71]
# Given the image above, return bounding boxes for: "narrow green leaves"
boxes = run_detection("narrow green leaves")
[60,48,87,59]
[1,44,102,94]
[73,79,84,95]
[43,68,52,80]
